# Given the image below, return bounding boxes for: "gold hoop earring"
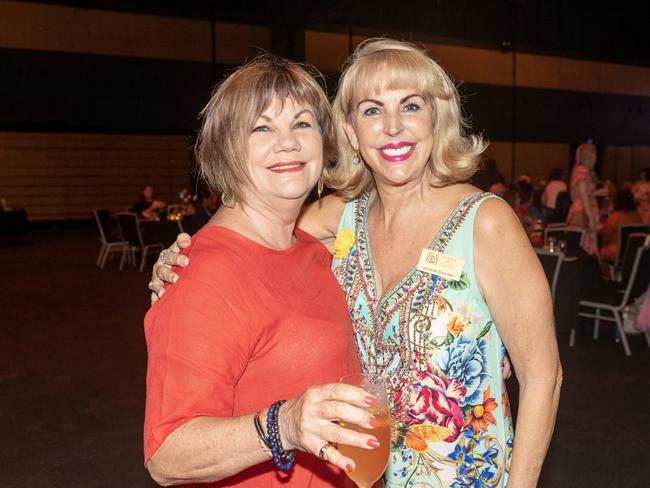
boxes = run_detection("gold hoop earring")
[220,192,235,208]
[352,150,361,165]
[317,177,324,199]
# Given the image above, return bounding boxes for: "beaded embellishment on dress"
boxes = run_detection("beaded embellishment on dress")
[332,191,513,487]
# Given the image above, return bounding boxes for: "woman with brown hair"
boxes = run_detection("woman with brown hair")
[144,55,382,487]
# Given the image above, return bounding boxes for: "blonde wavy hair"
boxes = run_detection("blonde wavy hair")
[327,38,487,197]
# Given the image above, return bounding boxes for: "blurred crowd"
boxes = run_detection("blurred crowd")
[472,154,650,263]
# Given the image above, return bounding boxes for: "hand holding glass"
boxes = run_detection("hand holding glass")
[338,374,391,488]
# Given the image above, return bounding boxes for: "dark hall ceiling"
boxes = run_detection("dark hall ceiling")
[20,0,650,67]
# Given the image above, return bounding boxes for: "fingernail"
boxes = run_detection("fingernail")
[346,464,355,473]
[171,274,178,283]
[181,257,189,266]
[368,416,381,428]
[367,438,380,448]
[364,396,377,406]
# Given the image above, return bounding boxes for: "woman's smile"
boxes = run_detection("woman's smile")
[268,161,307,173]
[378,142,416,162]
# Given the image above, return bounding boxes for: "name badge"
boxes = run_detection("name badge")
[416,249,465,281]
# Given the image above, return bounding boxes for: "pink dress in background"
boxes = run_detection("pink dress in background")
[568,163,599,256]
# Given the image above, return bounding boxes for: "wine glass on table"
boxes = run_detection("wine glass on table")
[338,373,391,488]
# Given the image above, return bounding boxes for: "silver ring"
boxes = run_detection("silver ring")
[147,280,155,291]
[318,442,333,460]
[159,249,170,266]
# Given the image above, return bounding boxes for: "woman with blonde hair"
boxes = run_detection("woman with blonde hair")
[152,39,562,488]
[567,142,601,255]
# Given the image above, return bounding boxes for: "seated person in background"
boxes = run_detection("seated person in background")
[542,167,568,217]
[0,197,12,211]
[546,191,572,225]
[599,189,643,263]
[528,188,546,224]
[502,185,518,210]
[515,181,534,229]
[472,157,505,191]
[130,184,166,220]
[596,180,617,224]
[489,181,506,197]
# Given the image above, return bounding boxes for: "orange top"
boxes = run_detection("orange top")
[144,226,360,487]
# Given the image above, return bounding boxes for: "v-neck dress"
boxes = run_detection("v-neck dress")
[331,191,513,488]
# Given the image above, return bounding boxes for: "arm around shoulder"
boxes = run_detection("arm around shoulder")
[298,192,348,252]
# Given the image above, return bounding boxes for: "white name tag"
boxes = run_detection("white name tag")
[416,249,465,281]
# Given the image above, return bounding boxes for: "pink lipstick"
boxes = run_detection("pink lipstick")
[378,142,416,162]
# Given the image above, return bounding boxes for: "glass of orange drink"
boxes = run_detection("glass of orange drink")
[338,373,391,488]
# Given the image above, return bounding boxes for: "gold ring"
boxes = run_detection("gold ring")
[317,442,333,460]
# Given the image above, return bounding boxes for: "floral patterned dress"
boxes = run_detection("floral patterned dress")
[332,191,513,488]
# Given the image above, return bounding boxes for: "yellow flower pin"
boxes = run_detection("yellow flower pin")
[333,228,355,259]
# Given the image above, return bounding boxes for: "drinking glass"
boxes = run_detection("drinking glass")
[338,373,391,488]
[558,240,568,255]
[547,236,557,253]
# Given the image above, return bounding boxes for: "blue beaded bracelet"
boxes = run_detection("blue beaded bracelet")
[266,400,296,472]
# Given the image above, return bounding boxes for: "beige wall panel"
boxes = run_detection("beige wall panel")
[305,31,350,72]
[422,43,513,86]
[517,53,650,97]
[214,22,270,65]
[481,141,513,179]
[0,1,211,61]
[325,32,514,85]
[315,31,649,97]
[0,132,190,220]
[601,145,650,187]
[482,141,570,184]
[513,143,570,184]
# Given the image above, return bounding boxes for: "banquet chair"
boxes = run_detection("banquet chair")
[544,227,585,257]
[617,233,648,283]
[576,246,650,356]
[535,250,562,301]
[115,212,164,272]
[92,209,128,268]
[613,224,650,271]
[545,222,567,230]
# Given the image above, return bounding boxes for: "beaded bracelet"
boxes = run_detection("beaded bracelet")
[266,400,296,472]
[253,411,272,458]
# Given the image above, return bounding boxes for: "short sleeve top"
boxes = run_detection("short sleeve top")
[144,226,360,487]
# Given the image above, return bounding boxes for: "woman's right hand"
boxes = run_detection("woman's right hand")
[150,233,192,304]
[280,383,382,473]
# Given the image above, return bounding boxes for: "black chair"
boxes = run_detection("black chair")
[618,233,648,283]
[544,227,585,257]
[116,212,164,272]
[92,209,128,268]
[535,249,562,301]
[577,246,650,356]
[614,224,650,271]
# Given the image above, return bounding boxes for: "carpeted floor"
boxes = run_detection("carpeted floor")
[1,224,648,487]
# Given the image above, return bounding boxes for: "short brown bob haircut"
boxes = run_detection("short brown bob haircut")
[328,38,486,197]
[195,55,337,204]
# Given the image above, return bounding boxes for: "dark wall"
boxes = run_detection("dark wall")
[0,48,215,133]
[24,0,650,67]
[462,83,650,146]
[2,47,649,147]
